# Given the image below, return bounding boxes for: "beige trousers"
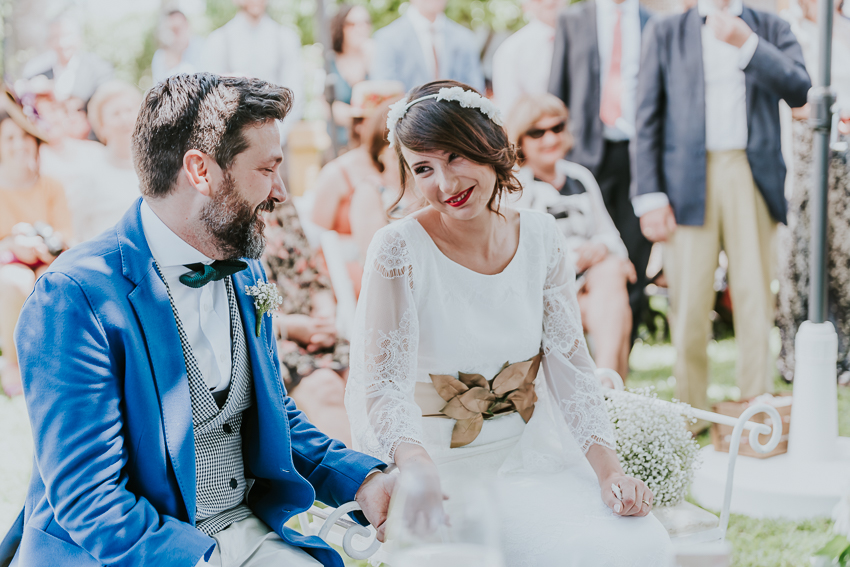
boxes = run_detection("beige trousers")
[199,515,321,567]
[664,150,777,411]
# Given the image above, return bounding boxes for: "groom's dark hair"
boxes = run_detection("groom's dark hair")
[132,73,292,198]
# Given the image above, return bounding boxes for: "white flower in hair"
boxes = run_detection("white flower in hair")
[386,97,411,147]
[434,86,504,127]
[387,87,504,147]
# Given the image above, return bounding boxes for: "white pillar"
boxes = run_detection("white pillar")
[787,321,838,462]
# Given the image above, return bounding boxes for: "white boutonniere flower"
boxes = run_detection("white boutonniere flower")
[245,280,283,337]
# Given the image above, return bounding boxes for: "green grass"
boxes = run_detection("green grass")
[628,334,848,567]
[725,515,836,567]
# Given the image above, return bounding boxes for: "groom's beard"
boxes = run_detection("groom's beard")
[200,171,277,260]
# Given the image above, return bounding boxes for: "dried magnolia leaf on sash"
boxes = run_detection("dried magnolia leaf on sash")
[451,415,484,448]
[441,397,479,420]
[430,374,469,402]
[458,372,489,390]
[492,358,535,395]
[458,387,496,413]
[432,350,543,447]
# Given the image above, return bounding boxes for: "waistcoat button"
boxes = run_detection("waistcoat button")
[230,478,238,489]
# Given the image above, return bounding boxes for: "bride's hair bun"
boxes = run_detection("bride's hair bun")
[391,80,522,215]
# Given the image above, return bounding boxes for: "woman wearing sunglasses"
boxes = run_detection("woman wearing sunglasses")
[507,94,636,382]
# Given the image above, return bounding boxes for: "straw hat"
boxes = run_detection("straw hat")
[0,86,49,143]
[87,80,143,144]
[349,80,405,118]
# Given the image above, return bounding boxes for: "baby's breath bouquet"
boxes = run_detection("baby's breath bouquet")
[605,387,701,507]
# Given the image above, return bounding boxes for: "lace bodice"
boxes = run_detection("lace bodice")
[345,209,615,463]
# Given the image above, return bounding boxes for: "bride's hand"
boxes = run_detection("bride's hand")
[601,473,654,517]
[393,443,448,535]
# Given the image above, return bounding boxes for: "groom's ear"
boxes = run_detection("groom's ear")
[183,149,217,198]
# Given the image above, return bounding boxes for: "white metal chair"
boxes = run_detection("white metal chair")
[595,368,783,547]
[296,502,382,561]
[301,371,783,564]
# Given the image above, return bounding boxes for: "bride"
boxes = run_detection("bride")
[345,80,671,565]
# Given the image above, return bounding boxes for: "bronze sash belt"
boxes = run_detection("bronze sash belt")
[414,351,543,448]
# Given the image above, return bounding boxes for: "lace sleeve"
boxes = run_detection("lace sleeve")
[344,226,423,463]
[541,219,615,453]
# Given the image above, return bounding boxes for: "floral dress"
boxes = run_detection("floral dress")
[776,122,850,384]
[262,201,349,389]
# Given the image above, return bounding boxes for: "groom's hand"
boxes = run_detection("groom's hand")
[355,471,396,542]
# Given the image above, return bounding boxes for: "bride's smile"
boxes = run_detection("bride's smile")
[444,186,474,207]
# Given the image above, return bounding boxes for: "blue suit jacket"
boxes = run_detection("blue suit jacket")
[549,0,652,174]
[370,14,485,93]
[632,7,811,226]
[0,199,384,567]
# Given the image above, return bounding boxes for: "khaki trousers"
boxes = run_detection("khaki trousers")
[664,150,777,411]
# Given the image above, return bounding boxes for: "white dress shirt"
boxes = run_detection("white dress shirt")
[202,12,304,143]
[140,200,233,393]
[631,0,759,217]
[406,6,446,80]
[492,19,556,114]
[596,0,642,140]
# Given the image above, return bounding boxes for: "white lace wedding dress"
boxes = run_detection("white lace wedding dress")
[346,209,671,566]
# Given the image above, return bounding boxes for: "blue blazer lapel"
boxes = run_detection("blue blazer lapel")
[682,8,706,141]
[740,7,758,135]
[639,6,651,31]
[232,267,289,424]
[119,198,197,521]
[587,2,601,87]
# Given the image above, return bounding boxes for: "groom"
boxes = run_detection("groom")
[0,73,391,567]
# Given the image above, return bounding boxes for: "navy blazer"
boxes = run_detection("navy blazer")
[549,0,652,175]
[0,199,384,567]
[370,15,485,93]
[632,7,811,226]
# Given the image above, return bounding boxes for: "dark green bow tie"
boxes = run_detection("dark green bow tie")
[179,260,248,288]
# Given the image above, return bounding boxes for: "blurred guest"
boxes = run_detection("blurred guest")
[311,83,405,294]
[492,0,565,114]
[777,0,850,384]
[549,0,653,344]
[0,90,71,397]
[344,79,405,150]
[38,93,106,241]
[151,9,203,84]
[348,100,409,258]
[370,0,485,93]
[203,0,304,144]
[262,200,352,445]
[633,0,811,411]
[23,15,113,103]
[507,94,634,379]
[329,4,373,148]
[69,81,142,242]
[783,0,850,126]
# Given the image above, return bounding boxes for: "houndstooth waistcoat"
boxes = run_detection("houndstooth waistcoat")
[158,267,254,536]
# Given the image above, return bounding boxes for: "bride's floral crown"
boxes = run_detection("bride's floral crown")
[386,86,504,147]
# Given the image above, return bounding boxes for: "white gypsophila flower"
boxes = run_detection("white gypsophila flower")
[245,279,283,337]
[606,387,701,507]
[833,494,850,538]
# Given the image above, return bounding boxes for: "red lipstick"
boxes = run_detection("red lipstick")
[446,187,473,207]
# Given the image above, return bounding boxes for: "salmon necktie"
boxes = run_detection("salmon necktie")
[600,8,623,127]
